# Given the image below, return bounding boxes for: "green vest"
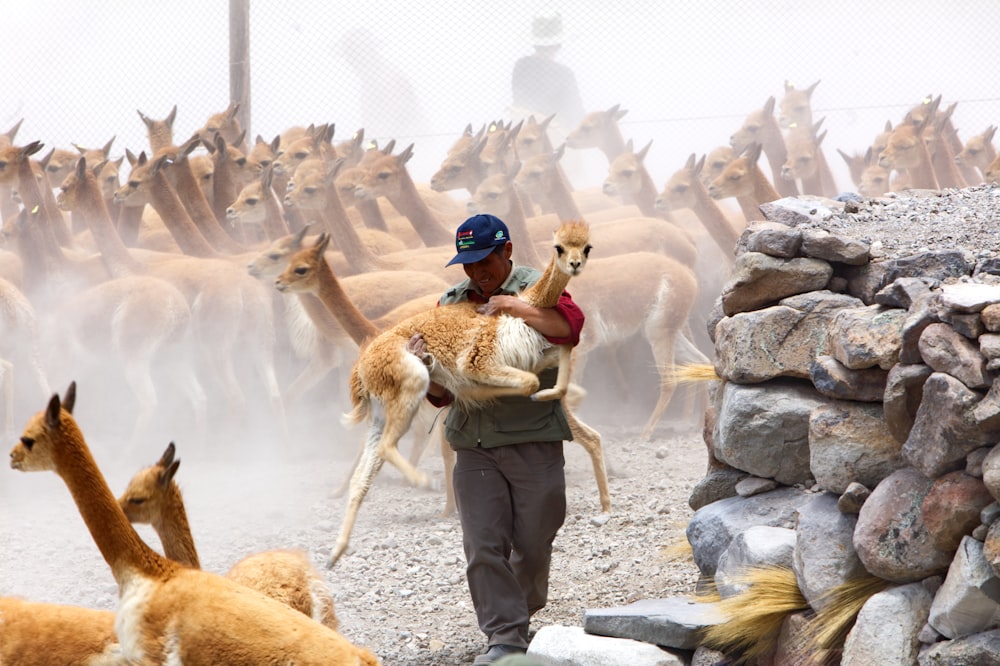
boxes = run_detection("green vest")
[439,265,573,450]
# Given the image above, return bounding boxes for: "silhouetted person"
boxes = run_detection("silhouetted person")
[510,12,585,131]
[335,28,430,141]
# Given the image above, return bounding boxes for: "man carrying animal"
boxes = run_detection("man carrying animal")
[407,213,585,665]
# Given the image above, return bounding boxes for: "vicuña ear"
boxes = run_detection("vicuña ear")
[63,381,77,414]
[45,394,61,429]
[161,460,181,489]
[158,442,176,468]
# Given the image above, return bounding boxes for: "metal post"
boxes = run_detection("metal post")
[229,0,251,141]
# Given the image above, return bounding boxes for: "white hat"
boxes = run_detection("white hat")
[530,12,564,47]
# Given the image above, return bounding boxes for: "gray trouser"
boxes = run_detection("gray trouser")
[453,441,566,648]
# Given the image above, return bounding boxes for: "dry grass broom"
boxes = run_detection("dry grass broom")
[697,565,810,665]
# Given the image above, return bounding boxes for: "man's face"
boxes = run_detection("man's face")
[462,242,513,296]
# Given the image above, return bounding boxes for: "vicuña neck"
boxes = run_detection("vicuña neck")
[56,421,172,585]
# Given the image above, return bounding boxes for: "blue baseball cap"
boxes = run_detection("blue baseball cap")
[445,214,511,266]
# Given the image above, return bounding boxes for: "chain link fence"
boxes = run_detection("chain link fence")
[3,0,998,194]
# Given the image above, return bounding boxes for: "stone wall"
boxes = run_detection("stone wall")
[682,197,1000,664]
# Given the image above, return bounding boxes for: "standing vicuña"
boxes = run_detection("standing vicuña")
[329,220,592,567]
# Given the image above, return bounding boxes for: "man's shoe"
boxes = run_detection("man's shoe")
[472,644,527,665]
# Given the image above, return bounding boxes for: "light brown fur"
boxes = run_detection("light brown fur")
[565,104,629,163]
[329,221,594,567]
[514,113,558,160]
[204,133,254,239]
[700,145,736,188]
[0,277,51,443]
[657,153,744,259]
[353,143,462,247]
[778,80,820,131]
[430,122,488,194]
[477,119,521,179]
[730,96,798,198]
[138,105,177,154]
[167,138,249,254]
[9,382,380,665]
[879,111,939,190]
[858,147,892,197]
[118,442,340,630]
[284,157,407,262]
[780,119,838,197]
[955,125,997,181]
[708,142,781,222]
[0,120,24,221]
[0,597,118,666]
[985,152,1000,185]
[602,139,663,217]
[920,99,969,189]
[225,163,291,241]
[273,123,337,177]
[195,101,246,152]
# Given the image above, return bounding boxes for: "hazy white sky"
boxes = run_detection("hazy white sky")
[2,0,998,190]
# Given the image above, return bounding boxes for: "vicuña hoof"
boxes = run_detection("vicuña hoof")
[530,388,564,402]
[327,544,348,569]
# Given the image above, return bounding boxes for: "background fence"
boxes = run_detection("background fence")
[3,0,999,197]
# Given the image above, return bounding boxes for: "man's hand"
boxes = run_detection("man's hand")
[406,332,428,358]
[406,332,438,371]
[477,295,523,317]
[407,332,447,398]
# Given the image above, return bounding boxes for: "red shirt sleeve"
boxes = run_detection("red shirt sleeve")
[544,290,585,347]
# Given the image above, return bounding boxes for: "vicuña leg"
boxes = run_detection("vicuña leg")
[640,324,683,441]
[564,400,610,514]
[329,354,437,568]
[328,428,387,568]
[531,345,573,401]
[0,358,13,445]
[331,400,439,499]
[455,366,541,403]
[672,330,711,429]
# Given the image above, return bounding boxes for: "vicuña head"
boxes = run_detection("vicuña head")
[549,218,591,279]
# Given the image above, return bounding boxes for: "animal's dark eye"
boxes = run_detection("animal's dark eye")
[129,498,145,505]
[294,267,308,275]
[584,245,592,256]
[245,197,258,206]
[20,437,34,450]
[555,245,565,256]
[268,253,282,261]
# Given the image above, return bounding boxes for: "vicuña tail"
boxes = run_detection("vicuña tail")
[343,364,370,426]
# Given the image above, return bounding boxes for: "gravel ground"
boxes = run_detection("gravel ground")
[817,185,1000,262]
